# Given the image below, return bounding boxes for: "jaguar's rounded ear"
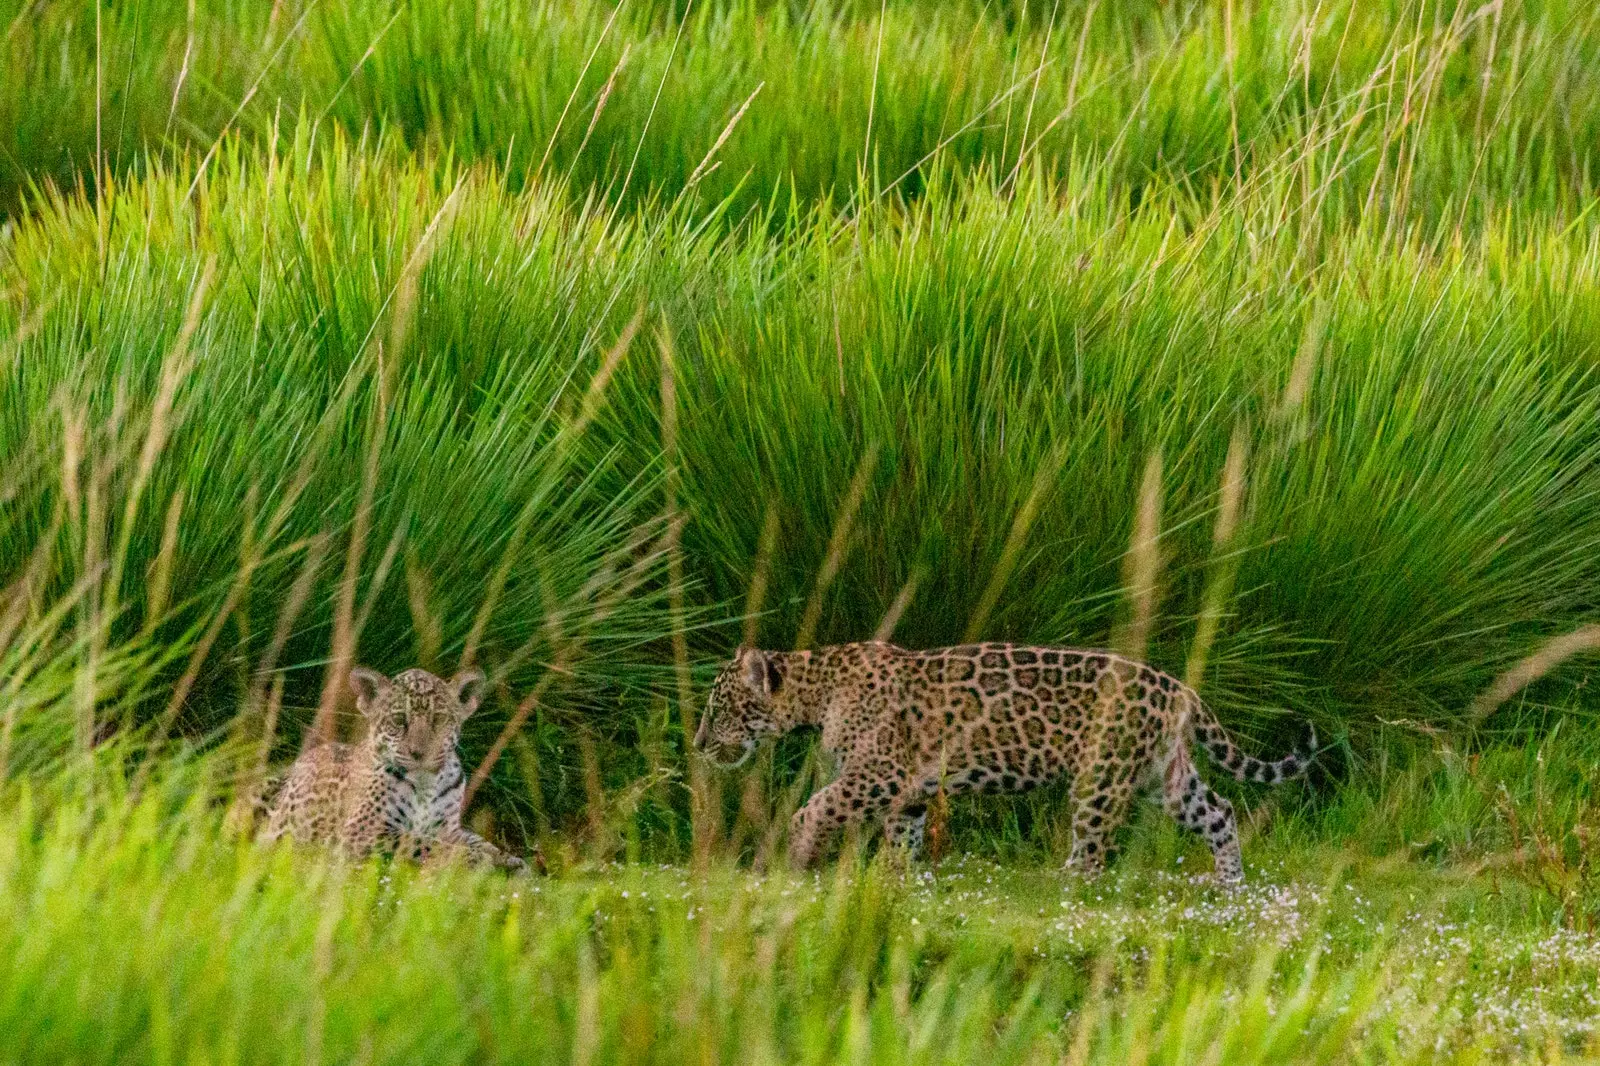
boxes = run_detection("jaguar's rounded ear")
[349,667,389,711]
[450,668,487,718]
[741,649,783,696]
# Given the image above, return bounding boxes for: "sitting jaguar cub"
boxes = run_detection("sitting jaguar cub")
[697,641,1314,881]
[262,666,526,872]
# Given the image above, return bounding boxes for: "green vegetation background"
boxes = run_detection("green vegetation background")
[3,1,1600,1058]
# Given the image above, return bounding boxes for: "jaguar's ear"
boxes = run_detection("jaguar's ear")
[449,669,486,718]
[349,667,389,712]
[741,649,783,696]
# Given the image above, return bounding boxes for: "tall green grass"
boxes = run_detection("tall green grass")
[5,0,1600,224]
[5,0,1600,847]
[2,130,1599,838]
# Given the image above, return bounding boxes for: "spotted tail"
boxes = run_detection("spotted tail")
[1183,692,1315,784]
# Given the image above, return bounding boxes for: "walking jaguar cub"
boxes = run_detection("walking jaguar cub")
[262,666,527,872]
[697,641,1314,881]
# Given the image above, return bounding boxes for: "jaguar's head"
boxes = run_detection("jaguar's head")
[694,647,789,768]
[352,666,485,775]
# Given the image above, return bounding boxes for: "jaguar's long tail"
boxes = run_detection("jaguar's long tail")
[1182,691,1316,784]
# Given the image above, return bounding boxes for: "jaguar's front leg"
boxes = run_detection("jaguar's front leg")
[883,798,929,859]
[788,780,848,869]
[787,774,899,869]
[438,826,529,873]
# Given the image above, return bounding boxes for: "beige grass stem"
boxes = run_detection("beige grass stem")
[1185,424,1250,688]
[1468,625,1600,724]
[1114,448,1165,662]
[795,444,880,651]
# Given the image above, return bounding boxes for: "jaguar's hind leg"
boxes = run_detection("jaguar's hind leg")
[1161,752,1243,882]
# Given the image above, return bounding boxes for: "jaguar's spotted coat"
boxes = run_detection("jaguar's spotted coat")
[696,641,1314,881]
[262,667,527,872]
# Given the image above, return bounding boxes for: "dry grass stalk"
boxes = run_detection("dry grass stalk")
[963,450,1059,642]
[1278,301,1327,424]
[657,327,720,865]
[1185,424,1249,688]
[132,535,262,794]
[224,532,325,828]
[1114,447,1164,662]
[510,732,551,844]
[618,0,692,207]
[576,727,609,854]
[179,0,317,206]
[1063,957,1114,1066]
[225,672,284,838]
[349,518,408,647]
[873,568,922,643]
[0,514,64,783]
[1468,624,1600,723]
[404,548,443,671]
[725,765,773,861]
[393,173,467,296]
[459,497,536,673]
[57,399,84,528]
[571,43,631,171]
[0,508,62,660]
[0,293,55,383]
[741,504,782,647]
[795,444,880,651]
[686,82,764,191]
[534,0,624,180]
[724,505,787,856]
[312,183,460,739]
[311,381,386,746]
[464,642,572,810]
[572,306,643,438]
[142,488,187,634]
[251,533,329,704]
[74,413,112,758]
[923,773,951,865]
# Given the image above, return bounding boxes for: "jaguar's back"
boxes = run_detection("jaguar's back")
[261,740,363,845]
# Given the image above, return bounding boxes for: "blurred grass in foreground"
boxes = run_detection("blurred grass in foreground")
[5,727,1600,1064]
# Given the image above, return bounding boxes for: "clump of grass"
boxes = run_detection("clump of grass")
[4,130,1600,832]
[1499,778,1600,934]
[0,136,696,842]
